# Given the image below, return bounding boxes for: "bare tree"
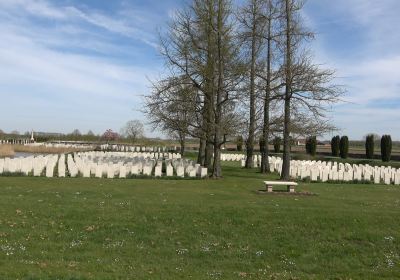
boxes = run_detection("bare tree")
[121,120,145,143]
[148,0,343,179]
[145,76,199,156]
[155,0,242,178]
[210,0,243,178]
[279,0,343,180]
[258,0,282,173]
[237,0,266,168]
[158,0,215,167]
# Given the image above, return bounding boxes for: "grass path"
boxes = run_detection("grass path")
[0,163,399,279]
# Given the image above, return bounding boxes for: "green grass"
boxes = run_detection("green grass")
[0,163,399,279]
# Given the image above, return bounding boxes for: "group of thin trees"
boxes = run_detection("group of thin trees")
[145,0,342,179]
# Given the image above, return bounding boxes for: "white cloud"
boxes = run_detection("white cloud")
[0,0,163,134]
[0,0,68,19]
[337,56,400,104]
[0,0,158,48]
[0,31,154,99]
[304,0,400,138]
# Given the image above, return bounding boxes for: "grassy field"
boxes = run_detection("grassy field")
[0,163,399,279]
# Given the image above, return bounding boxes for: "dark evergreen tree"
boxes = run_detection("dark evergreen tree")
[331,135,340,157]
[365,134,375,159]
[381,135,392,162]
[306,136,317,156]
[273,137,281,153]
[339,136,349,159]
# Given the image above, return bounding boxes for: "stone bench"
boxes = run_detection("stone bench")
[264,181,298,193]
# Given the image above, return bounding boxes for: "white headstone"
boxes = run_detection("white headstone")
[154,165,162,177]
[166,165,174,176]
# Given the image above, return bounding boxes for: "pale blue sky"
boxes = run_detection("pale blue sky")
[0,0,399,139]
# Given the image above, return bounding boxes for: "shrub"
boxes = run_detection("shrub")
[273,137,281,153]
[331,135,340,157]
[365,134,375,159]
[305,136,317,156]
[236,136,243,152]
[259,137,265,153]
[381,135,392,162]
[339,136,349,159]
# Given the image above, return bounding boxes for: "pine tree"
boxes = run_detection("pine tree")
[365,134,374,159]
[273,137,281,153]
[381,135,392,162]
[339,136,349,159]
[331,135,340,157]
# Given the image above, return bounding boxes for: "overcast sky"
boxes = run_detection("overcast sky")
[0,0,399,139]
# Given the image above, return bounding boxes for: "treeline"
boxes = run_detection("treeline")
[0,131,146,144]
[145,0,342,178]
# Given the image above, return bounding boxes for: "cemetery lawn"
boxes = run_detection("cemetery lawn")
[0,163,399,279]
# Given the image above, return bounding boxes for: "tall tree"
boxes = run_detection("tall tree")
[211,0,242,178]
[153,0,241,178]
[279,0,343,180]
[259,0,281,173]
[157,0,215,168]
[281,0,294,180]
[238,0,265,169]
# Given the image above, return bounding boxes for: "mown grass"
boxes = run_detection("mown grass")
[0,162,399,279]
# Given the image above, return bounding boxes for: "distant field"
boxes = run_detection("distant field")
[184,143,400,157]
[0,162,399,279]
[0,144,91,157]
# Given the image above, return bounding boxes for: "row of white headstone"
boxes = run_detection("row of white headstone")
[221,153,400,185]
[24,143,95,149]
[221,154,245,162]
[99,144,170,153]
[0,154,59,177]
[21,143,173,153]
[0,139,32,144]
[285,159,400,185]
[0,151,207,179]
[68,151,206,178]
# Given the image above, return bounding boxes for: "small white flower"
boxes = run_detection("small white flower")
[256,250,264,256]
[176,248,188,255]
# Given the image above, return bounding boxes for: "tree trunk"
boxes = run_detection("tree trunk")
[205,139,213,169]
[212,0,224,178]
[197,137,206,165]
[179,133,185,157]
[260,78,271,173]
[212,139,222,178]
[204,3,215,171]
[281,97,291,180]
[245,1,258,169]
[261,17,272,174]
[281,0,291,180]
